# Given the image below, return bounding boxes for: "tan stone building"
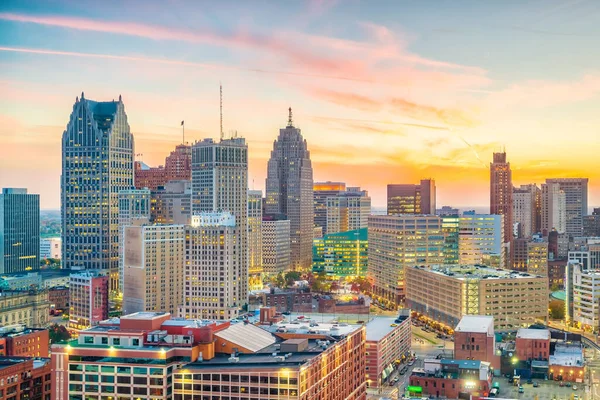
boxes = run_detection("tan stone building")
[0,289,50,328]
[406,265,548,331]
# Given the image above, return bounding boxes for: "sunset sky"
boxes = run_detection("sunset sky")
[1,0,599,210]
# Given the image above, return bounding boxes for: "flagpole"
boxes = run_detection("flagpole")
[182,121,185,145]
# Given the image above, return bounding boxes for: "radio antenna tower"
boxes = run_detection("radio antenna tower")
[220,83,224,141]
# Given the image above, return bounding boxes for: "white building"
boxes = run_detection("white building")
[326,192,370,234]
[565,262,600,332]
[541,182,566,235]
[458,213,504,267]
[262,215,291,275]
[513,185,539,238]
[122,224,185,316]
[40,237,61,259]
[181,212,240,320]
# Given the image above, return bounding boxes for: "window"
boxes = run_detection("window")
[84,336,94,344]
[100,366,114,373]
[133,367,147,375]
[101,337,108,345]
[132,338,140,346]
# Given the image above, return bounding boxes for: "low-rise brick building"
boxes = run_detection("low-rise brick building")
[262,291,313,313]
[516,328,550,361]
[0,357,52,400]
[0,325,49,358]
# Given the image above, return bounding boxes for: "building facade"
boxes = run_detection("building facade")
[134,144,191,190]
[150,180,191,225]
[0,188,40,274]
[454,316,499,369]
[513,184,540,238]
[442,215,460,265]
[248,190,263,291]
[326,192,370,234]
[313,181,346,233]
[541,182,567,236]
[61,94,134,291]
[312,228,368,279]
[527,239,549,277]
[387,179,435,215]
[0,325,49,358]
[68,271,109,330]
[265,109,314,272]
[368,215,444,305]
[405,265,548,331]
[568,263,600,332]
[262,215,291,276]
[0,358,51,400]
[0,289,49,328]
[458,213,504,267]
[122,224,185,316]
[515,328,550,361]
[365,312,412,387]
[40,237,61,260]
[181,213,240,320]
[192,138,248,308]
[490,152,513,247]
[117,189,151,293]
[546,178,588,237]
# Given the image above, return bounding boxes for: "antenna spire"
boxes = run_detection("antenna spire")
[287,107,293,127]
[220,83,224,141]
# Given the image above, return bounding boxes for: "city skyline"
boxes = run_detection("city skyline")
[1,1,600,210]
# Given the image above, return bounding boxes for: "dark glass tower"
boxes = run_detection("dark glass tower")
[61,93,134,291]
[0,188,40,274]
[265,108,314,271]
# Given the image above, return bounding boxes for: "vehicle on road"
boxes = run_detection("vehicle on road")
[518,386,524,394]
[489,388,498,397]
[574,395,579,400]
[533,381,539,387]
[559,381,564,387]
[573,385,577,390]
[408,360,414,366]
[566,382,572,387]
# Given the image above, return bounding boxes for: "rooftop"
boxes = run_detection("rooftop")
[214,323,276,353]
[412,264,545,280]
[455,315,494,334]
[121,312,170,320]
[366,317,408,342]
[440,359,484,369]
[263,320,361,338]
[517,328,550,340]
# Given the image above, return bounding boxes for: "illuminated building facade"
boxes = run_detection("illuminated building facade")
[458,212,504,267]
[326,191,370,235]
[68,271,109,330]
[367,215,444,305]
[0,188,40,274]
[313,181,346,233]
[0,289,50,328]
[248,190,263,290]
[387,179,435,215]
[61,94,134,292]
[262,215,291,276]
[490,152,513,247]
[150,180,191,225]
[312,228,368,279]
[265,109,314,272]
[546,178,588,237]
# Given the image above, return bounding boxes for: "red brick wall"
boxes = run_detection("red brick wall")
[516,337,550,360]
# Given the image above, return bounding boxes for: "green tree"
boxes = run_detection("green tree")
[549,300,565,320]
[271,272,286,289]
[49,324,71,344]
[284,271,302,286]
[550,282,560,292]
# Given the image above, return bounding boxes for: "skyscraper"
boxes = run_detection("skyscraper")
[490,152,512,265]
[387,179,435,215]
[265,108,314,271]
[513,184,540,238]
[191,137,248,310]
[545,178,588,237]
[150,180,191,225]
[326,190,371,234]
[61,93,134,290]
[262,214,291,276]
[541,182,567,235]
[248,190,263,290]
[459,213,505,267]
[0,188,40,274]
[313,181,346,232]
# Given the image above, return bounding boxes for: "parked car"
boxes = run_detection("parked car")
[408,360,415,366]
[518,386,524,394]
[533,382,539,387]
[566,382,572,387]
[573,385,578,390]
[559,381,564,387]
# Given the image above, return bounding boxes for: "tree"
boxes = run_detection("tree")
[550,282,560,292]
[284,271,302,286]
[49,324,71,344]
[549,300,565,320]
[271,272,286,289]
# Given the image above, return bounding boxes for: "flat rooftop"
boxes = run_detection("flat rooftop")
[411,264,545,280]
[121,312,170,320]
[263,320,361,338]
[366,317,407,342]
[455,316,494,333]
[517,328,550,340]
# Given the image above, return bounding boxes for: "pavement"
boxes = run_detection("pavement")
[497,377,588,400]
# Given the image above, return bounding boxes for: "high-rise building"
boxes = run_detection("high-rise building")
[368,215,444,305]
[387,179,435,215]
[265,109,314,271]
[313,181,346,232]
[513,184,540,238]
[117,189,151,292]
[123,224,185,316]
[326,191,370,234]
[248,190,263,291]
[61,94,134,291]
[546,178,589,237]
[150,180,191,224]
[181,213,240,320]
[134,144,191,189]
[192,137,248,306]
[437,206,460,216]
[541,182,567,235]
[0,188,40,274]
[459,212,504,267]
[68,270,109,330]
[512,238,529,271]
[442,215,460,265]
[40,237,61,259]
[565,263,600,332]
[527,238,548,277]
[583,212,600,237]
[262,214,291,275]
[312,228,368,279]
[490,152,513,247]
[405,265,548,331]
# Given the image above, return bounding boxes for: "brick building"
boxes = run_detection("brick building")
[454,315,500,369]
[317,297,369,314]
[0,325,49,358]
[516,328,550,361]
[262,291,313,313]
[47,286,69,310]
[0,357,51,400]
